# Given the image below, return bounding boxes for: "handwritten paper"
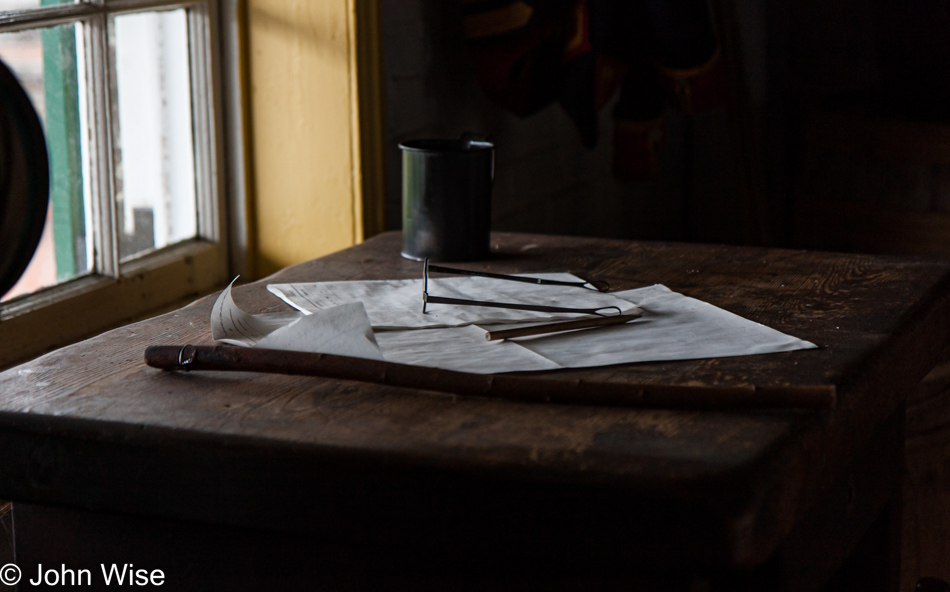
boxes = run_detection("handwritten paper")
[211,276,817,374]
[211,279,302,346]
[267,274,639,330]
[370,285,817,373]
[211,280,383,360]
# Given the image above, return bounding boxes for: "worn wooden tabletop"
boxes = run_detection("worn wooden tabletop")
[2,231,950,577]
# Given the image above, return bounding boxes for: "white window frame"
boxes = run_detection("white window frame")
[0,0,242,369]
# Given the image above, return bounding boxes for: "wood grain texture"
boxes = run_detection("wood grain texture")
[902,359,950,588]
[2,232,950,576]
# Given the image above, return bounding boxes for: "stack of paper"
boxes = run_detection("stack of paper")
[211,273,816,374]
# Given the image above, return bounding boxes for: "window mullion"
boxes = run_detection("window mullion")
[105,0,201,13]
[85,11,119,279]
[188,2,217,244]
[0,4,99,33]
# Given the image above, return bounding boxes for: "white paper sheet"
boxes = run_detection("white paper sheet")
[211,279,303,346]
[211,280,384,360]
[212,277,817,374]
[503,284,816,368]
[374,324,562,373]
[374,285,816,373]
[256,302,384,361]
[267,274,639,330]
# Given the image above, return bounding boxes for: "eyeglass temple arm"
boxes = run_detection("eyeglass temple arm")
[424,259,609,292]
[422,292,621,317]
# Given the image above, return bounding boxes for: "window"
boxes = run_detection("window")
[0,0,236,368]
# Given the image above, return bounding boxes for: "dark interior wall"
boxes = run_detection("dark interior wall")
[380,0,950,257]
[379,0,752,244]
[779,0,950,256]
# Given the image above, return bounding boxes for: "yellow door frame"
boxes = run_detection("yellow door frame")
[242,0,385,278]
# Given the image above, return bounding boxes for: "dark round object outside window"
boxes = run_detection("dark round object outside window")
[0,57,50,299]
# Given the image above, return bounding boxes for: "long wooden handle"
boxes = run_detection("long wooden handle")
[145,345,835,410]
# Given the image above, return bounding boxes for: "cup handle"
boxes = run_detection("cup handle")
[459,132,494,148]
[459,133,495,182]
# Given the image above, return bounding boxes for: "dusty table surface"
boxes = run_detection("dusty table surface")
[2,231,950,573]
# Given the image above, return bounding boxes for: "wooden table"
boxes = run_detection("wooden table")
[2,232,950,591]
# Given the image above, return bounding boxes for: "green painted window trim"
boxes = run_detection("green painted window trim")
[40,16,85,281]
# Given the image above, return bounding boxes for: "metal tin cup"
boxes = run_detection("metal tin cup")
[400,137,494,262]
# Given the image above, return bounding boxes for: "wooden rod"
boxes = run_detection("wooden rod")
[145,345,836,410]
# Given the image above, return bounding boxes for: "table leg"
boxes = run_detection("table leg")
[711,402,905,591]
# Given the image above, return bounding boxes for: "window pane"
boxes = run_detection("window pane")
[0,0,77,11]
[0,22,92,302]
[112,9,197,261]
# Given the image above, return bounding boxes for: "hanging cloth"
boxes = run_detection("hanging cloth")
[461,0,727,180]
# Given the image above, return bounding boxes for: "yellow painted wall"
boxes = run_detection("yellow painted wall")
[244,0,382,278]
